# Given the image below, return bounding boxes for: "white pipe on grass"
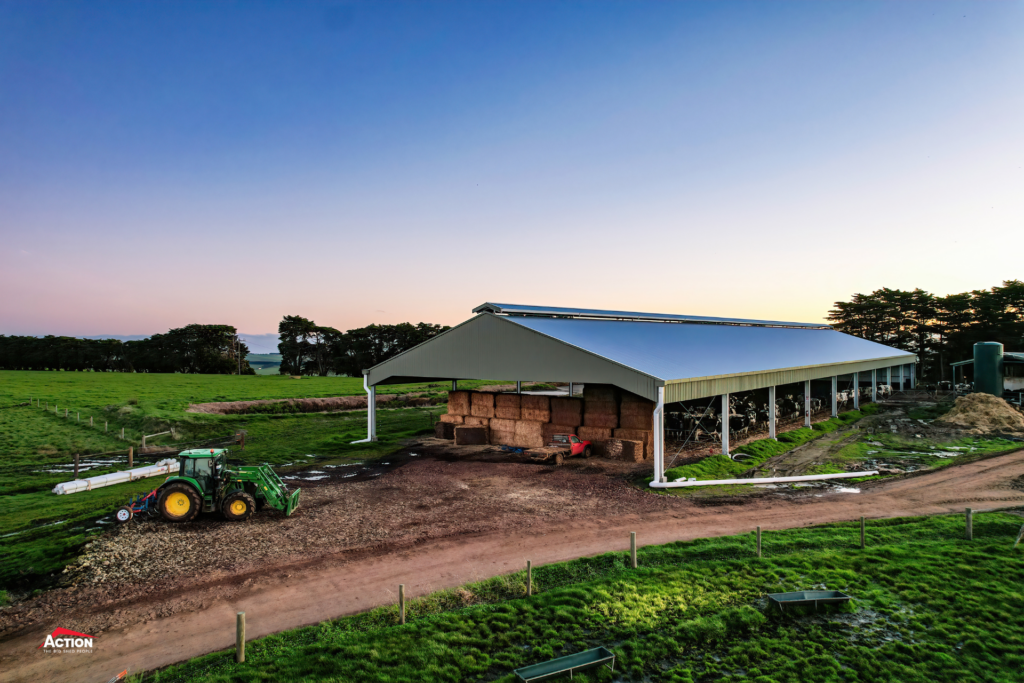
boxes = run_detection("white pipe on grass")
[52,459,178,495]
[649,471,878,488]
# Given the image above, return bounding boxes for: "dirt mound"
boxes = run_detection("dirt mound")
[937,393,1024,433]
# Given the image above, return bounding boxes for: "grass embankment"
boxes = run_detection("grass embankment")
[149,513,1024,683]
[0,371,502,590]
[664,405,879,483]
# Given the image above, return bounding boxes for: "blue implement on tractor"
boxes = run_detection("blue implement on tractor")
[115,490,158,524]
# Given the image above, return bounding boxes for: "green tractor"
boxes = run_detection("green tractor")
[154,449,300,523]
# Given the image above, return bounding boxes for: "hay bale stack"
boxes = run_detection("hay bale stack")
[583,400,619,428]
[582,384,618,402]
[600,438,644,462]
[434,422,457,440]
[438,414,464,424]
[494,394,522,420]
[578,426,612,442]
[613,428,652,458]
[619,393,655,431]
[454,426,489,445]
[447,391,472,416]
[543,423,579,443]
[521,395,551,422]
[464,416,490,426]
[489,418,517,446]
[513,420,545,448]
[471,392,495,418]
[550,397,582,426]
[619,411,654,430]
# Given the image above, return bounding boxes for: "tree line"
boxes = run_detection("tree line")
[828,280,1024,381]
[277,315,449,376]
[0,325,253,374]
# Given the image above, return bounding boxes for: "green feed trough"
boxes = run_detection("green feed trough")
[514,647,616,682]
[768,590,851,612]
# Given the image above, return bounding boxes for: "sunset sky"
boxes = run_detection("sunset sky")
[2,1,1021,341]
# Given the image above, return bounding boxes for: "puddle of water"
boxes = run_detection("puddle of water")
[301,475,330,481]
[835,487,861,493]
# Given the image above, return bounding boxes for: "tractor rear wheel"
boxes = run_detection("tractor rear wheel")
[222,492,256,521]
[158,484,201,523]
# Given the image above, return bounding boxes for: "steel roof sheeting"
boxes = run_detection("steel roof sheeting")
[473,302,828,329]
[365,308,915,403]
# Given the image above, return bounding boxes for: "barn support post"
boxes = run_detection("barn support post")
[872,369,877,402]
[768,386,777,440]
[568,382,574,396]
[853,372,859,409]
[831,376,838,417]
[516,381,522,394]
[721,393,730,456]
[910,364,916,389]
[887,367,892,390]
[351,374,377,443]
[804,380,811,427]
[653,386,665,483]
[452,379,457,391]
[899,365,904,392]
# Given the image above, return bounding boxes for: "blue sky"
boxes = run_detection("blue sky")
[2,1,1021,336]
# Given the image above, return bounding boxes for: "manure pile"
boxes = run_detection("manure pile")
[937,393,1024,433]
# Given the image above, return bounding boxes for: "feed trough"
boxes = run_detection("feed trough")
[514,647,615,682]
[768,590,852,612]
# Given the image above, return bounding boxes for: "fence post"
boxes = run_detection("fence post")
[65,408,68,418]
[128,447,134,468]
[121,427,124,439]
[527,560,532,597]
[105,421,108,432]
[77,412,80,421]
[630,531,637,569]
[756,526,762,558]
[861,516,866,549]
[74,454,79,479]
[236,612,245,663]
[966,508,973,540]
[399,584,406,624]
[90,416,93,427]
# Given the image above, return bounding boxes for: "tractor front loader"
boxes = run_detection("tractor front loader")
[151,449,300,524]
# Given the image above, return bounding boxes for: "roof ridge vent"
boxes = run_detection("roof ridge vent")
[473,303,830,330]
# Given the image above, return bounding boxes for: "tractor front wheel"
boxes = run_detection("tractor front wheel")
[158,484,201,523]
[222,492,256,522]
[115,506,134,524]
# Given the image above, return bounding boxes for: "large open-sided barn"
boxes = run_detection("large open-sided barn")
[358,303,917,487]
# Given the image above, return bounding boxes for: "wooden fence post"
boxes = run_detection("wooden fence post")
[527,560,532,597]
[236,612,245,663]
[105,421,108,432]
[630,532,637,569]
[861,517,866,549]
[756,526,762,558]
[399,584,406,624]
[74,454,79,479]
[90,416,93,427]
[121,427,124,439]
[65,408,68,418]
[966,508,973,540]
[128,447,133,468]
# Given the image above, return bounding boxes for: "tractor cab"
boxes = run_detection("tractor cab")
[178,449,226,492]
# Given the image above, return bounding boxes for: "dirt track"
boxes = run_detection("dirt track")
[3,447,1024,683]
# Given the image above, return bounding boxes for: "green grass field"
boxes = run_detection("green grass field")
[146,512,1024,683]
[0,370,502,590]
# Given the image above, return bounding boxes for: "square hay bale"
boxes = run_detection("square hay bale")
[582,384,618,402]
[619,439,645,462]
[513,420,545,448]
[494,394,522,420]
[521,395,551,422]
[470,392,495,418]
[434,422,457,440]
[465,416,491,426]
[438,414,464,424]
[582,410,618,429]
[489,418,516,433]
[619,412,654,431]
[543,423,579,443]
[613,428,653,457]
[583,399,618,416]
[550,397,582,425]
[454,426,489,446]
[619,400,656,418]
[577,426,612,442]
[447,391,472,416]
[490,430,516,446]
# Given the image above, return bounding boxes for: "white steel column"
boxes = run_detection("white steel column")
[831,376,838,417]
[721,393,730,456]
[569,382,574,396]
[768,386,777,440]
[351,375,377,443]
[804,380,812,427]
[899,365,904,392]
[853,372,859,409]
[516,381,522,394]
[653,386,665,483]
[887,367,892,390]
[910,364,916,389]
[452,379,457,391]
